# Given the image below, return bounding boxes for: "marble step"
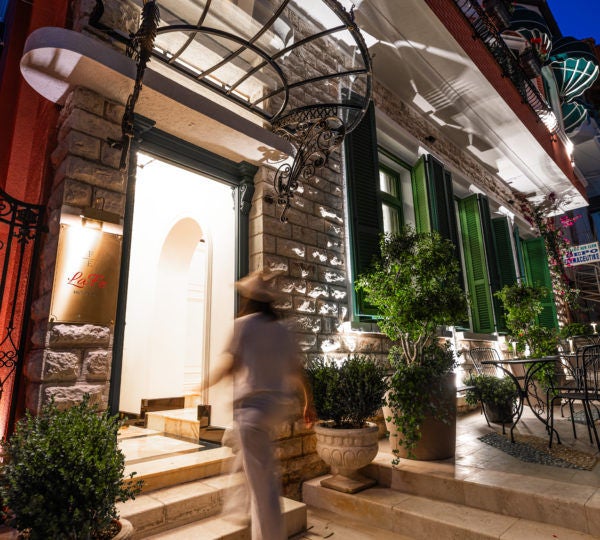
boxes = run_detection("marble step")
[362,457,600,536]
[145,408,214,442]
[125,445,234,493]
[304,476,598,540]
[119,472,306,539]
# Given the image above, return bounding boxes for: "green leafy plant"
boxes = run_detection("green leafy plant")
[0,395,143,539]
[463,374,518,408]
[495,282,559,388]
[356,228,468,456]
[559,322,592,338]
[305,355,387,429]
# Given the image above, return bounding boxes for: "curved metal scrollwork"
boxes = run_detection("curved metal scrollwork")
[0,188,44,436]
[273,110,345,222]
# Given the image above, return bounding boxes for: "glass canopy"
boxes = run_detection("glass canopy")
[93,0,371,133]
[92,0,372,221]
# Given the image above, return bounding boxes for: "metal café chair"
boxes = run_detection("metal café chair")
[549,344,600,451]
[557,335,597,419]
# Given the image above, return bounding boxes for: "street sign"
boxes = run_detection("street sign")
[563,242,600,267]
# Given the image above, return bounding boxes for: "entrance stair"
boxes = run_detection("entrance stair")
[117,423,307,539]
[119,409,600,539]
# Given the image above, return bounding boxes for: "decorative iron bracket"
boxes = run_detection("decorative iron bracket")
[272,108,345,222]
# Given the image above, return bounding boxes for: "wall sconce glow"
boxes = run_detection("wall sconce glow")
[566,138,574,157]
[539,110,558,133]
[592,322,598,334]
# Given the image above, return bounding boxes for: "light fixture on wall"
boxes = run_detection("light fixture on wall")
[79,197,121,229]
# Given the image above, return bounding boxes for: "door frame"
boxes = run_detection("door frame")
[108,116,257,414]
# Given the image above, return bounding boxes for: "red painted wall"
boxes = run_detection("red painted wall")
[0,0,69,203]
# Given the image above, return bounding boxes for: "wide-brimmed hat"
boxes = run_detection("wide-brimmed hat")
[235,270,281,303]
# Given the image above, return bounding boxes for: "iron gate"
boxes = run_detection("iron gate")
[0,188,44,438]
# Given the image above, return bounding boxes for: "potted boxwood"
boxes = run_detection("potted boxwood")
[356,228,468,461]
[0,395,143,539]
[463,373,518,424]
[305,354,387,493]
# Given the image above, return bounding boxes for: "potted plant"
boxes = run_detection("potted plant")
[356,228,468,461]
[495,282,559,388]
[0,395,143,539]
[305,354,387,493]
[463,373,518,424]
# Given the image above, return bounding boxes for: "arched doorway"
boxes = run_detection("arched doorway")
[118,152,236,430]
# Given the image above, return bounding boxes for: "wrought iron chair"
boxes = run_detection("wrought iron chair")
[557,335,597,419]
[467,347,501,377]
[549,344,600,451]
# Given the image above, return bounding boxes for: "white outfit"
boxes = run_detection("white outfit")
[225,313,300,540]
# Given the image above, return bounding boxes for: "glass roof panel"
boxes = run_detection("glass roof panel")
[96,0,371,130]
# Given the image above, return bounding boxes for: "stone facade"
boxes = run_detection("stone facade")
[19,0,511,501]
[25,85,126,413]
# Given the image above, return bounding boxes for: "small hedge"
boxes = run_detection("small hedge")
[0,395,142,539]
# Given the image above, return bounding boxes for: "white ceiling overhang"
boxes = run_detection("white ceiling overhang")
[20,27,294,165]
[354,0,587,211]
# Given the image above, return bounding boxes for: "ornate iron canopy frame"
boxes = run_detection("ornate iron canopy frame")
[90,0,372,221]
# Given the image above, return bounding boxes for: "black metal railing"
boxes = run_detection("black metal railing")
[452,0,556,131]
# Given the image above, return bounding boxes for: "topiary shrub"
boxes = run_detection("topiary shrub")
[0,395,143,539]
[305,355,387,429]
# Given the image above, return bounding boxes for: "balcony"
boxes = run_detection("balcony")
[452,0,557,133]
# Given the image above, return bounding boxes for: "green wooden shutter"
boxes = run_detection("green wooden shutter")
[479,198,503,332]
[428,157,460,248]
[491,217,518,332]
[459,195,495,333]
[522,237,558,329]
[513,226,526,279]
[411,157,431,234]
[412,155,459,245]
[345,101,382,317]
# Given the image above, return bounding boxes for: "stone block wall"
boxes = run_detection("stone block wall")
[25,86,127,413]
[249,156,388,363]
[273,416,328,501]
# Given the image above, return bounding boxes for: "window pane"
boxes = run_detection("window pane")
[382,204,400,234]
[379,170,398,197]
[399,167,415,227]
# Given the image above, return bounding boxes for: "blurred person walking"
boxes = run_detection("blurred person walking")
[207,270,314,540]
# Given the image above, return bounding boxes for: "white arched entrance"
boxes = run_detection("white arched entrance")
[119,153,235,428]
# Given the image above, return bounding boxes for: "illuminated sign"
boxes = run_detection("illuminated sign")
[50,224,122,325]
[563,242,600,267]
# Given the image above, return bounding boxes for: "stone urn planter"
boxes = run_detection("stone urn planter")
[314,421,379,493]
[114,518,134,539]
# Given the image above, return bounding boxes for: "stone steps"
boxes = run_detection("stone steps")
[118,427,307,538]
[301,443,600,540]
[303,476,598,539]
[362,456,600,536]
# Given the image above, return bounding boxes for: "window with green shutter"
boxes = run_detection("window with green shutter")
[522,237,558,329]
[345,101,382,318]
[458,195,495,333]
[411,155,460,256]
[491,217,519,332]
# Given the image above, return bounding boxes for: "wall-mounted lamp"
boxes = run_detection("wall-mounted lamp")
[79,198,121,229]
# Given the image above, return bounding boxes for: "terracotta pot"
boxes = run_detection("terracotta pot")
[314,421,379,493]
[383,373,456,461]
[113,518,134,539]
